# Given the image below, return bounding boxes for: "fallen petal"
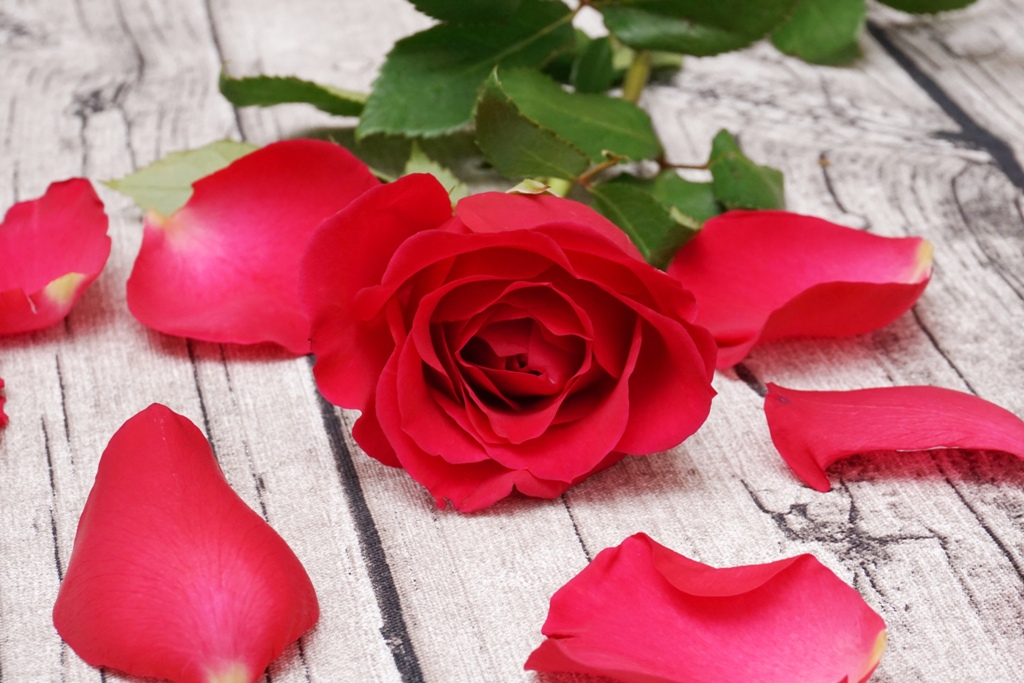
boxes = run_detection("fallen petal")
[127,139,379,354]
[0,378,7,428]
[765,383,1024,491]
[667,211,932,368]
[53,404,318,683]
[526,533,886,683]
[0,179,110,335]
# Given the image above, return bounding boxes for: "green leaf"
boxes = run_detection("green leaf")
[219,73,366,117]
[105,139,257,216]
[609,171,721,224]
[474,75,590,180]
[542,29,591,84]
[876,0,976,12]
[321,127,490,183]
[708,130,785,210]
[589,182,698,268]
[771,0,864,65]
[571,36,616,93]
[358,0,574,138]
[495,67,662,162]
[404,143,469,204]
[409,0,521,22]
[304,128,409,181]
[599,0,796,56]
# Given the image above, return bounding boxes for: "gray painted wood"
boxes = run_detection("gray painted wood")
[1,0,1022,681]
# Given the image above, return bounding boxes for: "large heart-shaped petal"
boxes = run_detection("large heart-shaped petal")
[53,404,318,683]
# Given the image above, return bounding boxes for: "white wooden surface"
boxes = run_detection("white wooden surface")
[2,0,1023,681]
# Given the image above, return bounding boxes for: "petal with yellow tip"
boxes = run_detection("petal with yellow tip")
[0,179,109,335]
[667,211,932,368]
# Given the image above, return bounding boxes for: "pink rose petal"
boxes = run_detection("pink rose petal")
[0,179,110,335]
[526,533,887,683]
[53,404,318,683]
[0,378,7,428]
[667,211,932,368]
[127,139,379,354]
[300,174,454,411]
[765,383,1024,492]
[456,190,644,260]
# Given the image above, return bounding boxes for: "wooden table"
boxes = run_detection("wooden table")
[2,1,1023,681]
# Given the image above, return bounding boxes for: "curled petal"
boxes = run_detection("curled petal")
[526,533,887,683]
[456,191,644,261]
[128,139,379,354]
[300,174,453,407]
[53,405,319,683]
[0,179,110,335]
[667,211,932,368]
[378,341,627,511]
[765,383,1024,492]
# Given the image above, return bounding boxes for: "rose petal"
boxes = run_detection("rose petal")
[53,405,318,683]
[377,345,563,509]
[668,211,932,368]
[0,179,110,335]
[544,247,716,452]
[456,191,645,261]
[0,378,8,429]
[398,315,638,481]
[128,139,379,354]
[526,533,887,683]
[765,383,1024,492]
[301,174,453,407]
[614,314,716,454]
[359,225,576,316]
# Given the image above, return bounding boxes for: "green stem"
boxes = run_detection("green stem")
[658,159,708,171]
[622,50,651,104]
[574,155,622,189]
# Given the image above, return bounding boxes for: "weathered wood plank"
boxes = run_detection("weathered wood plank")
[338,407,590,682]
[187,344,405,682]
[868,0,1024,191]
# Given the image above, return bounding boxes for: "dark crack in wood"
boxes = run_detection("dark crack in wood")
[561,497,592,562]
[309,358,425,683]
[867,21,1024,192]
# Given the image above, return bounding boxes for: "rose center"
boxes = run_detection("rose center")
[457,317,587,402]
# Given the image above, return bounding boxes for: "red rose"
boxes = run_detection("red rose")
[301,175,716,511]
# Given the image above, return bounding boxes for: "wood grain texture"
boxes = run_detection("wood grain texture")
[1,0,1022,681]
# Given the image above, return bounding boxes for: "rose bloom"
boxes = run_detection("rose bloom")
[300,175,717,511]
